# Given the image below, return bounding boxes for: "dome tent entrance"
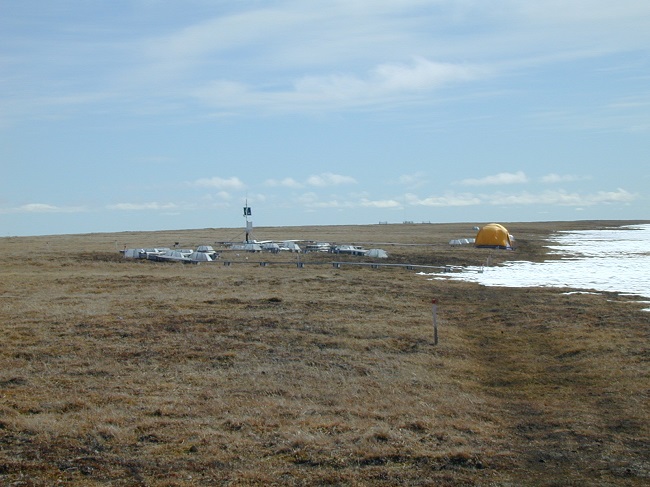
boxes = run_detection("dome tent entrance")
[475,223,514,249]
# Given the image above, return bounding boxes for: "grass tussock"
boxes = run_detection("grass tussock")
[1,221,649,485]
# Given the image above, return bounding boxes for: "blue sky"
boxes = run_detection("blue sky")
[1,1,649,236]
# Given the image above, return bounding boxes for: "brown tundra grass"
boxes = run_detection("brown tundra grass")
[1,221,648,486]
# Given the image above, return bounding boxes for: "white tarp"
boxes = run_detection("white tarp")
[196,245,215,253]
[261,242,280,252]
[243,243,262,252]
[190,251,213,262]
[281,241,301,252]
[366,248,388,258]
[123,248,145,258]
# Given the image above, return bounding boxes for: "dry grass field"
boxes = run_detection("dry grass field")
[1,220,648,486]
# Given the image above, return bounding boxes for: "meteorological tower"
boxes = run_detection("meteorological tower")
[243,201,252,242]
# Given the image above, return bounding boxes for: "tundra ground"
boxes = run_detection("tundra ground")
[1,221,648,485]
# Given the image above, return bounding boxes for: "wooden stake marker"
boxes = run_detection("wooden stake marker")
[432,298,439,345]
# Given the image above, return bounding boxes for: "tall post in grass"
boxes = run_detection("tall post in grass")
[432,298,438,345]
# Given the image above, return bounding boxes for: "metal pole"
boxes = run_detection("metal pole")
[432,298,438,345]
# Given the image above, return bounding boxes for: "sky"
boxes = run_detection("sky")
[1,0,649,237]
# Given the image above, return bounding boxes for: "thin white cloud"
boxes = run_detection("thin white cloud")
[107,202,178,211]
[143,1,650,82]
[296,192,319,205]
[405,193,482,207]
[198,192,232,205]
[0,203,87,214]
[489,188,637,206]
[5,0,649,126]
[264,177,303,188]
[540,173,588,183]
[360,198,401,209]
[495,191,580,206]
[21,203,65,213]
[293,58,483,99]
[294,192,400,210]
[402,187,637,208]
[265,173,355,189]
[518,1,650,24]
[373,57,483,91]
[397,172,428,188]
[141,7,312,77]
[315,200,353,209]
[193,57,485,112]
[459,171,529,186]
[189,176,245,190]
[252,193,267,203]
[197,191,233,202]
[306,173,357,187]
[529,104,650,134]
[590,188,637,204]
[4,0,649,120]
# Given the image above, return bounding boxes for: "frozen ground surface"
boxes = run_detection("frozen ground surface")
[423,224,650,309]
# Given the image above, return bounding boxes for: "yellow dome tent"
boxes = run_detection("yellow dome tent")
[475,223,514,249]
